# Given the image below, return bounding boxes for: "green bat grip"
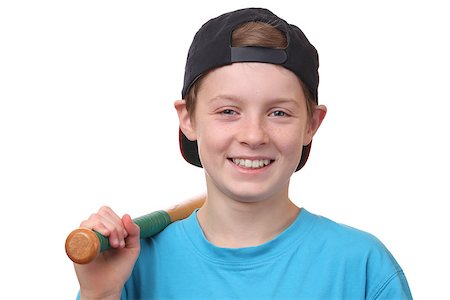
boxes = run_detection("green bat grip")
[66,210,171,264]
[94,210,171,252]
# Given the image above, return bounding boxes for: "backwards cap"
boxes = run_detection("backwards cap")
[179,8,319,171]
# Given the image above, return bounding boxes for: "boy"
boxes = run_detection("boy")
[74,8,412,299]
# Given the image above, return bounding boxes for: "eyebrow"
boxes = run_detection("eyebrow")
[269,98,301,107]
[207,95,241,104]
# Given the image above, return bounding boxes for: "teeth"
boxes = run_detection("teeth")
[232,158,271,169]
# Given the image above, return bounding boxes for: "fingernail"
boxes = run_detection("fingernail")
[120,240,125,248]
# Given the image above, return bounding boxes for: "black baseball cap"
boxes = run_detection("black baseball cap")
[179,8,319,171]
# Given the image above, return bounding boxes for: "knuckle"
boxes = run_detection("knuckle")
[98,205,112,213]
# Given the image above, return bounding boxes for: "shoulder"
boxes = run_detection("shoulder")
[304,210,411,298]
[308,211,389,255]
[138,211,197,259]
[140,217,187,249]
[130,216,192,280]
[303,209,403,275]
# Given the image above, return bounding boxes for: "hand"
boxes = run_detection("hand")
[74,206,140,299]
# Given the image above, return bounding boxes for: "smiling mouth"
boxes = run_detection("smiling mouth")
[230,158,273,169]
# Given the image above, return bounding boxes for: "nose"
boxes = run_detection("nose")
[236,116,269,148]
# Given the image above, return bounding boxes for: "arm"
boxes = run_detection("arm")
[71,195,206,299]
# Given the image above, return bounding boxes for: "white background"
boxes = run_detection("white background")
[1,0,449,299]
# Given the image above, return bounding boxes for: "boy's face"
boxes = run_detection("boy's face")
[177,62,325,203]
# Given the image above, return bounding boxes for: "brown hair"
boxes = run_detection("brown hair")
[185,22,316,120]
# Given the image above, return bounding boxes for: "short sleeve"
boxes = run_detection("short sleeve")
[371,270,413,300]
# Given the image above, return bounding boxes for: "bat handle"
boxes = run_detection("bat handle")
[65,210,171,264]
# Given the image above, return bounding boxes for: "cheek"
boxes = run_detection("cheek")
[284,137,303,160]
[196,122,230,157]
[272,126,305,160]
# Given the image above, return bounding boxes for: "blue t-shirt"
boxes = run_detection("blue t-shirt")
[120,208,412,299]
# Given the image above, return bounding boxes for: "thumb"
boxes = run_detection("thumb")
[122,214,140,248]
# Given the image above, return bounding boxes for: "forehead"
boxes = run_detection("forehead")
[197,62,306,103]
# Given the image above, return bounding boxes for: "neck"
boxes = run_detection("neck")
[196,190,300,248]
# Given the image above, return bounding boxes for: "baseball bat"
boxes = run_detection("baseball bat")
[65,196,205,264]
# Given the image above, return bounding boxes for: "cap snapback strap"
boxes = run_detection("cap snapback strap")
[230,47,287,64]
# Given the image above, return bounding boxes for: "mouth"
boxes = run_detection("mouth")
[229,158,274,169]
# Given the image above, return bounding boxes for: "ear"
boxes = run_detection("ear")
[174,100,197,141]
[303,104,327,145]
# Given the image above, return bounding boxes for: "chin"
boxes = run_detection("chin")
[226,188,277,204]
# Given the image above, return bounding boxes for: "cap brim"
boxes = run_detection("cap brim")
[296,144,311,171]
[179,129,202,167]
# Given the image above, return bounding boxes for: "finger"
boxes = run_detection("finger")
[122,214,140,249]
[98,206,132,248]
[80,209,125,249]
[80,216,111,236]
[80,212,116,236]
[98,206,129,239]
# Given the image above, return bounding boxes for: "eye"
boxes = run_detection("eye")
[270,110,289,117]
[221,109,237,115]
